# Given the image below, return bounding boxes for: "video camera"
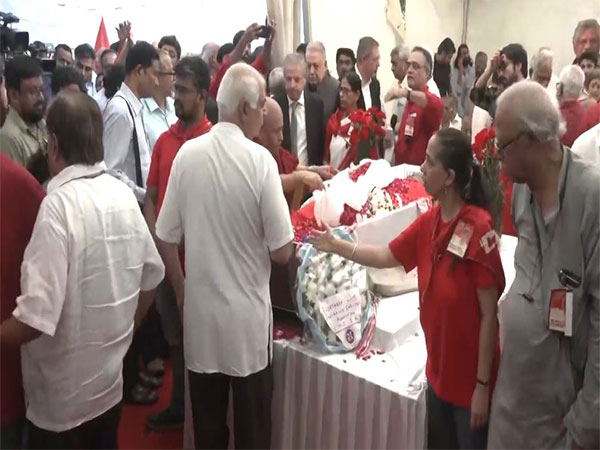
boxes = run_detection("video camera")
[1,12,29,57]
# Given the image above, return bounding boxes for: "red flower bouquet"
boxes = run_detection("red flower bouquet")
[349,107,386,163]
[472,127,504,233]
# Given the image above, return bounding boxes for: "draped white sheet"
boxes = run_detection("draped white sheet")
[271,334,428,449]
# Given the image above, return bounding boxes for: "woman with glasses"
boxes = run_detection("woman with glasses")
[311,128,505,449]
[323,70,372,170]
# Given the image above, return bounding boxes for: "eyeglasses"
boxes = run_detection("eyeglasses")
[159,71,175,76]
[497,131,529,155]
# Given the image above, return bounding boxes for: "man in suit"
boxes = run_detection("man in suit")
[305,41,340,124]
[275,53,325,166]
[356,36,382,110]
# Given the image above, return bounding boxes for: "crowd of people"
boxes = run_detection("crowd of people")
[0,13,599,450]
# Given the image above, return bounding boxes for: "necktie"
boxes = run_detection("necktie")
[290,101,298,155]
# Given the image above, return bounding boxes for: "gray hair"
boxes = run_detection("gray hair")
[283,53,307,72]
[573,19,600,44]
[559,64,585,99]
[532,48,553,76]
[356,36,379,62]
[268,66,285,96]
[390,44,410,61]
[216,63,265,113]
[200,42,219,65]
[497,80,565,142]
[306,41,326,56]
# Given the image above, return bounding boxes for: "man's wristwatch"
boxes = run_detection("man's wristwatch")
[476,378,489,387]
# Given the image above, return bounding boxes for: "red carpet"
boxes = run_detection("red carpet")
[118,361,183,449]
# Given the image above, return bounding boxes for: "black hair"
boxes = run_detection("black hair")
[5,55,42,91]
[577,50,599,67]
[501,43,528,79]
[55,43,72,55]
[217,43,234,64]
[336,47,356,65]
[434,128,491,212]
[100,48,117,65]
[296,43,307,54]
[233,30,245,47]
[411,46,433,76]
[74,43,96,61]
[125,41,159,75]
[159,35,182,60]
[585,68,600,90]
[175,56,210,93]
[110,41,120,52]
[103,64,126,99]
[437,37,456,55]
[47,91,103,166]
[453,43,472,69]
[51,66,86,95]
[341,70,366,110]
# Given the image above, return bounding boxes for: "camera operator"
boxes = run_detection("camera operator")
[0,55,49,184]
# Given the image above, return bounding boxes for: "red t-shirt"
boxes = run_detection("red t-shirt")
[147,116,213,214]
[394,88,444,165]
[276,147,299,175]
[209,53,268,99]
[0,153,46,425]
[583,101,600,132]
[388,203,505,408]
[560,100,586,147]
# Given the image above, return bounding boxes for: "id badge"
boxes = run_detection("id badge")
[548,288,573,336]
[404,112,416,138]
[447,220,474,258]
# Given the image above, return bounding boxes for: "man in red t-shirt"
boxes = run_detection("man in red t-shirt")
[143,56,212,432]
[209,22,275,99]
[0,153,45,448]
[394,47,444,165]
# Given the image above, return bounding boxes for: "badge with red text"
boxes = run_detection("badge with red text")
[548,288,573,336]
[447,220,474,258]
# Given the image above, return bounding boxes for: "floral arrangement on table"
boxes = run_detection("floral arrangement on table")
[296,228,377,355]
[291,162,429,243]
[472,126,504,233]
[350,107,387,162]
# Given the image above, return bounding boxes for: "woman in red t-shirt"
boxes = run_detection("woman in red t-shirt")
[311,128,505,449]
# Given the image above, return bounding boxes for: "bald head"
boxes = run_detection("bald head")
[47,91,103,172]
[258,97,284,156]
[496,80,564,184]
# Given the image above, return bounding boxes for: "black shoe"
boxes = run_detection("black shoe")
[146,408,184,431]
[123,383,158,405]
[139,371,163,389]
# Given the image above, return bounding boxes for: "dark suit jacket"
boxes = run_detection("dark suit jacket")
[369,77,381,110]
[275,91,325,166]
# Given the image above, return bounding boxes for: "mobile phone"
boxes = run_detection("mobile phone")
[257,17,272,39]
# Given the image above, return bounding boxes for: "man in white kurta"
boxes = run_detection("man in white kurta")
[156,63,294,449]
[489,81,599,449]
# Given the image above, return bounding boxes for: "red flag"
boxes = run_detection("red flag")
[94,17,110,53]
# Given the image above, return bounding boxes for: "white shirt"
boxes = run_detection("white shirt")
[94,88,108,113]
[156,122,293,376]
[13,162,164,432]
[572,123,600,165]
[362,76,374,109]
[103,82,152,203]
[142,97,177,154]
[288,92,308,165]
[444,114,462,131]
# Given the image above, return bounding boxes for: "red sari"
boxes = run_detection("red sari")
[324,108,378,170]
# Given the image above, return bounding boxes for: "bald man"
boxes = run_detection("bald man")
[200,42,220,79]
[257,97,337,198]
[0,91,164,448]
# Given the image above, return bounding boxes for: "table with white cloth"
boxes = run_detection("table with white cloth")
[270,235,518,450]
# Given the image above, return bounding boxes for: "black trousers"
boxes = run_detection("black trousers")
[427,386,488,450]
[188,365,273,449]
[26,401,122,450]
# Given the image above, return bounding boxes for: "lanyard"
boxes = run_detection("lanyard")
[529,148,571,259]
